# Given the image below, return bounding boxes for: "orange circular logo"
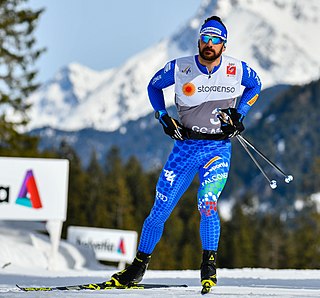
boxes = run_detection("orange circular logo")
[182,82,196,96]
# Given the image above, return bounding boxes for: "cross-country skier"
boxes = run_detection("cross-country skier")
[110,15,261,293]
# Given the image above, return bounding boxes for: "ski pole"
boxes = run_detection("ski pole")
[217,109,293,188]
[236,135,277,189]
[237,135,293,184]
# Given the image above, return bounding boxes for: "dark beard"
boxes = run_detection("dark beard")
[198,45,224,62]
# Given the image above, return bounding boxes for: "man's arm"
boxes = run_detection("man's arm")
[147,60,184,140]
[237,61,262,116]
[147,60,176,112]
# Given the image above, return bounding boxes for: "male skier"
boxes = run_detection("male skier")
[109,16,261,293]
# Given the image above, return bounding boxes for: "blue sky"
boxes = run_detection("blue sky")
[29,0,200,82]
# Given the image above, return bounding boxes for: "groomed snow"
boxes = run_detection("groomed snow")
[0,223,320,297]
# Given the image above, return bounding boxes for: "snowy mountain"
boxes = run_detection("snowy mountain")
[26,0,320,131]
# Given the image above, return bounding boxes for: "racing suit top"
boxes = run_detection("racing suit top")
[148,54,261,135]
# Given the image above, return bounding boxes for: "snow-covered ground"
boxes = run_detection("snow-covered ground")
[0,223,320,297]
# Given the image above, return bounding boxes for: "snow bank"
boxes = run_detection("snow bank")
[0,222,105,271]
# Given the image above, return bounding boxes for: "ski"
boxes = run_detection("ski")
[16,281,188,292]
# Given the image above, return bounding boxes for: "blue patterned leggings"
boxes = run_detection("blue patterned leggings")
[138,139,231,254]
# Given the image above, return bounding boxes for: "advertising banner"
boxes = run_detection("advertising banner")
[0,157,69,221]
[67,226,138,264]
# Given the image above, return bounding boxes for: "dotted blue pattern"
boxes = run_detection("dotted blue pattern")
[138,139,231,254]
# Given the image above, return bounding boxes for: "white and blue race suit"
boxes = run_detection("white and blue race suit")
[138,54,261,254]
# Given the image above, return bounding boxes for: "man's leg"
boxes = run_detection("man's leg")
[112,140,198,285]
[139,140,199,253]
[197,143,231,289]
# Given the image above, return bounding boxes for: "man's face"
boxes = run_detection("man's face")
[198,34,226,62]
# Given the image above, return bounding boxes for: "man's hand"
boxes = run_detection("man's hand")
[218,108,245,138]
[155,111,184,140]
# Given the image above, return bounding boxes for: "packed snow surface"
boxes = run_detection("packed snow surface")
[0,224,320,297]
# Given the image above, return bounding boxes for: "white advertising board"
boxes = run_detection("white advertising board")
[67,226,138,263]
[0,157,69,221]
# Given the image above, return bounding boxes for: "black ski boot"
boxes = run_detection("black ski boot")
[111,251,151,286]
[200,250,217,294]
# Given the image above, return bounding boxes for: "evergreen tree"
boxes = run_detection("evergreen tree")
[125,156,153,230]
[302,157,320,194]
[254,214,289,268]
[228,195,256,267]
[180,210,202,269]
[292,199,320,268]
[84,150,110,227]
[57,141,87,233]
[104,146,135,229]
[0,0,44,151]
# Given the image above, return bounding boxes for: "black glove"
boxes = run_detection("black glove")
[218,108,245,138]
[155,110,184,140]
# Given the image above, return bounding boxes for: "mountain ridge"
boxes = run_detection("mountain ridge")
[31,83,290,169]
[25,0,320,132]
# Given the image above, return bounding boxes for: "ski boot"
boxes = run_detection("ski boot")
[200,250,217,294]
[111,251,151,286]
